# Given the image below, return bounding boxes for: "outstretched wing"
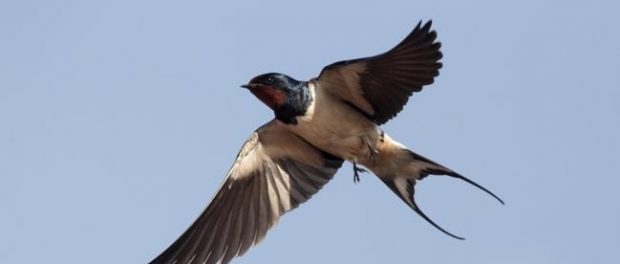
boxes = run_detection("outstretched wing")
[316,20,442,125]
[149,120,343,264]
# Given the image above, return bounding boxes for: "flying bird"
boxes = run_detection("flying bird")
[149,20,503,264]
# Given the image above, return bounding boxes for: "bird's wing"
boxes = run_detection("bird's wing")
[149,120,343,264]
[315,20,442,125]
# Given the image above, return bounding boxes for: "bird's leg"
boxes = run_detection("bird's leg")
[353,163,367,183]
[363,136,379,165]
[352,135,381,183]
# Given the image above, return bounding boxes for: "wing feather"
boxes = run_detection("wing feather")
[317,20,442,125]
[149,120,343,264]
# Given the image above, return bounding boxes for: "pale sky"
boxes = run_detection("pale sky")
[1,1,619,263]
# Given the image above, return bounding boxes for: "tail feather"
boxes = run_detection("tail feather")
[381,177,465,240]
[409,151,505,205]
[377,150,504,240]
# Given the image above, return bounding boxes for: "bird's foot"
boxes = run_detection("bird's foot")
[353,163,367,183]
[362,136,379,165]
[367,144,379,165]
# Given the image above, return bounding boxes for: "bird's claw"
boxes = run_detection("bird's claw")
[353,163,367,183]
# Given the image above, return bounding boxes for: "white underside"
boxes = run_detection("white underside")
[284,82,381,163]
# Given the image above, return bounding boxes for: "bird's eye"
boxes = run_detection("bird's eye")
[265,77,275,84]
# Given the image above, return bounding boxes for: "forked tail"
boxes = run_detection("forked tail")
[375,149,504,240]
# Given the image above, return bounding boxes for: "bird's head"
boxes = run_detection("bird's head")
[241,73,304,110]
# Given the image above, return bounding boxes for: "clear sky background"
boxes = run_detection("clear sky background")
[1,1,619,263]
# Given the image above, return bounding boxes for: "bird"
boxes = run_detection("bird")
[148,20,504,264]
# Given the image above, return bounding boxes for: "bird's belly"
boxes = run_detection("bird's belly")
[286,100,380,162]
[293,126,368,161]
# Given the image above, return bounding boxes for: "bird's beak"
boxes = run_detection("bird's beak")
[241,84,254,89]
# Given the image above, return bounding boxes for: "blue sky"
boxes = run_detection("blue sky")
[1,1,619,263]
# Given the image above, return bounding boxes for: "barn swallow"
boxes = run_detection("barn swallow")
[149,20,503,264]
